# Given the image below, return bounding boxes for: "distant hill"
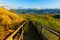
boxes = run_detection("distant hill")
[14,8,60,14]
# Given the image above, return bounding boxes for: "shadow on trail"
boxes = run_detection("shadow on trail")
[24,21,48,40]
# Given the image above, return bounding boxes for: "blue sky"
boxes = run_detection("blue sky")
[1,0,60,9]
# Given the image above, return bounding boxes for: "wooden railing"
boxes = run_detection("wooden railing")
[5,20,60,40]
[40,23,60,40]
[32,20,60,40]
[5,22,25,40]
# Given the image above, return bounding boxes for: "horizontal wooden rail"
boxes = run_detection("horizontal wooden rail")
[40,24,60,36]
[39,23,60,40]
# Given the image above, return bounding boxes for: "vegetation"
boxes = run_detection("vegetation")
[21,14,60,32]
[0,7,24,40]
[19,14,60,40]
[0,7,60,40]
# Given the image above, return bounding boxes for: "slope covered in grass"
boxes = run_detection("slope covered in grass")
[0,7,24,27]
[22,14,60,32]
[20,14,60,40]
[0,7,24,40]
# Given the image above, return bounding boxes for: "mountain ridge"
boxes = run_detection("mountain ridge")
[14,8,60,14]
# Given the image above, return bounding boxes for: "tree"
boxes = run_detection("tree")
[10,9,15,13]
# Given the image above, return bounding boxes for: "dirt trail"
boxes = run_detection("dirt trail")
[24,21,42,40]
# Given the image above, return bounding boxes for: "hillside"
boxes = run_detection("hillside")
[0,7,24,40]
[0,7,60,40]
[20,14,60,40]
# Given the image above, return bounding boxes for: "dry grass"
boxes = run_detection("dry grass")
[0,7,24,40]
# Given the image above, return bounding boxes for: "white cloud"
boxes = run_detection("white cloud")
[0,0,5,6]
[0,0,13,9]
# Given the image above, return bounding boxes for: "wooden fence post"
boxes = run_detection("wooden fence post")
[59,35,60,40]
[22,26,23,40]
